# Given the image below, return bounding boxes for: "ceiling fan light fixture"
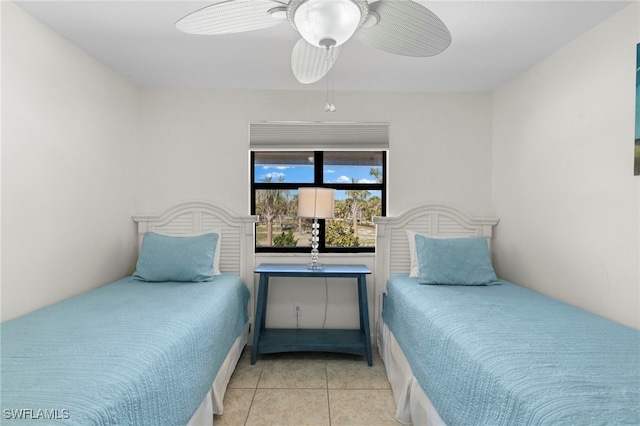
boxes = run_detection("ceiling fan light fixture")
[362,10,379,28]
[288,0,368,49]
[268,6,287,20]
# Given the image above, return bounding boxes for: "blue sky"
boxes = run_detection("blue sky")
[255,165,381,200]
[255,165,380,184]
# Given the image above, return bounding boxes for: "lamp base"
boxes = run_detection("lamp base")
[307,218,322,270]
[307,262,323,270]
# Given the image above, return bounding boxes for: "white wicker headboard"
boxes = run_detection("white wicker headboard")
[131,201,258,290]
[373,203,499,320]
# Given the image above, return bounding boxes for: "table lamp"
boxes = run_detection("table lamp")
[298,187,335,269]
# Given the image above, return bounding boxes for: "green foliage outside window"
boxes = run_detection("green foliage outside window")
[273,229,298,247]
[325,220,359,247]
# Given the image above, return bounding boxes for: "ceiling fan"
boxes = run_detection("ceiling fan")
[175,0,451,85]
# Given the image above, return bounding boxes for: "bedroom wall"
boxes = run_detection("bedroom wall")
[137,89,494,328]
[1,3,139,321]
[492,3,640,329]
[136,90,493,217]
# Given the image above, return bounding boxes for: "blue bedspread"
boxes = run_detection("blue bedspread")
[383,274,640,426]
[1,273,249,425]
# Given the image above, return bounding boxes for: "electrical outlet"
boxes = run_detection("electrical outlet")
[293,302,302,316]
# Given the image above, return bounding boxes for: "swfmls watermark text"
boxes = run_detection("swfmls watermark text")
[3,409,70,420]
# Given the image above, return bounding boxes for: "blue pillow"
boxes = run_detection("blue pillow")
[132,232,218,282]
[415,234,499,286]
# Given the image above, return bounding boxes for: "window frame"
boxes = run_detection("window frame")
[251,150,387,253]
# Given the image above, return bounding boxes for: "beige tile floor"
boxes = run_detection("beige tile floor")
[214,349,399,426]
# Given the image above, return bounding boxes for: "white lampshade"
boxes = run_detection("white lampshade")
[298,188,335,219]
[292,0,364,49]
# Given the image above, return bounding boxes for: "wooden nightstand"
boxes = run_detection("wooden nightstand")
[251,263,373,366]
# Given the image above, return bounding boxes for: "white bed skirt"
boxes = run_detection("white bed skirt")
[187,322,249,426]
[377,318,446,426]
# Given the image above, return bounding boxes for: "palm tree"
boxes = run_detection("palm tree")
[255,175,286,246]
[361,196,381,224]
[346,179,370,235]
[369,167,382,183]
[286,193,304,236]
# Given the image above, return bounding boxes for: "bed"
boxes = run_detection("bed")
[373,204,640,425]
[1,201,258,425]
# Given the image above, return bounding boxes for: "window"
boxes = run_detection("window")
[251,151,386,252]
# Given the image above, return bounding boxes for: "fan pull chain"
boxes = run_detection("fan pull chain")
[324,47,336,113]
[330,47,336,112]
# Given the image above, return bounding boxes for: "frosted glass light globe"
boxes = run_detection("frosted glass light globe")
[293,0,363,49]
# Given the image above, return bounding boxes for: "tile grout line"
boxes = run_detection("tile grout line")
[326,359,330,424]
[243,361,262,426]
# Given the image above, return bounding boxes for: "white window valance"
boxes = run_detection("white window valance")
[249,121,389,150]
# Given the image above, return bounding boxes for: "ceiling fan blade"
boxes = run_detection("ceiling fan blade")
[175,0,288,35]
[356,0,451,57]
[291,38,341,84]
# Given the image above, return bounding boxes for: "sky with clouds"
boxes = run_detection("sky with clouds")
[256,164,381,200]
[257,164,380,185]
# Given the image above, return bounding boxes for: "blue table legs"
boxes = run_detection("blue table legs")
[251,268,372,366]
[358,274,373,366]
[251,274,269,364]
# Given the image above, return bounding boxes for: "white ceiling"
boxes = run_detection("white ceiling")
[14,0,632,92]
